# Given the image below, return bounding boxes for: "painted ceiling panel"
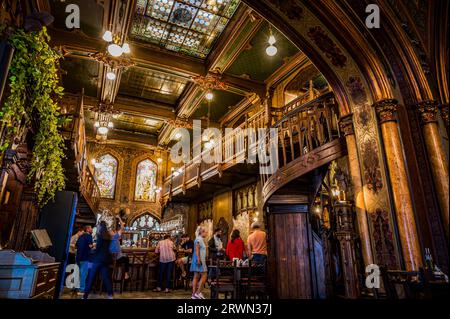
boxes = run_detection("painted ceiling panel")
[130,0,240,58]
[119,67,187,105]
[226,22,299,81]
[60,58,100,97]
[192,90,244,122]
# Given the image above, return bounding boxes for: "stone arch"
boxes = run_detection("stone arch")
[241,0,430,270]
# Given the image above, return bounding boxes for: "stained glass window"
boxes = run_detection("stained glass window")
[131,0,240,58]
[93,154,118,199]
[135,159,158,201]
[131,213,161,238]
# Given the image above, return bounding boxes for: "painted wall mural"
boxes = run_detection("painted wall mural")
[94,154,118,199]
[135,159,157,202]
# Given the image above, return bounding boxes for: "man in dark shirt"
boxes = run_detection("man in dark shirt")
[176,234,194,277]
[76,225,93,293]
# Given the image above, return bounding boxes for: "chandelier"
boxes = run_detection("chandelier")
[90,30,135,81]
[88,101,121,141]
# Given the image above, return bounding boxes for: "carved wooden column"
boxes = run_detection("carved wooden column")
[334,201,360,298]
[439,104,449,134]
[373,99,422,271]
[339,114,373,267]
[417,101,449,238]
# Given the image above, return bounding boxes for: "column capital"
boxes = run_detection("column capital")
[417,100,439,125]
[339,114,355,136]
[373,99,399,124]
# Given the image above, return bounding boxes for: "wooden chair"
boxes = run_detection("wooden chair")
[111,260,126,294]
[145,252,159,290]
[129,252,148,291]
[210,260,235,299]
[240,262,268,299]
[380,267,424,299]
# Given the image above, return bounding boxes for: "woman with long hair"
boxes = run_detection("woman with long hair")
[83,221,114,299]
[225,229,246,261]
[190,226,208,299]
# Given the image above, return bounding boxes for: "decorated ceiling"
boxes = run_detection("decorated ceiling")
[130,0,240,58]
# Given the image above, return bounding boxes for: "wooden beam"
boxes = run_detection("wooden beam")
[83,95,175,121]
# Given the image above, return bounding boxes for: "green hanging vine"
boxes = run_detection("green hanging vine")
[0,27,66,206]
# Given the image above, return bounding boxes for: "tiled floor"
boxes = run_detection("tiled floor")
[61,288,211,299]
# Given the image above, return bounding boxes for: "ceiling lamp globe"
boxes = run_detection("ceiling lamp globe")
[97,126,109,135]
[122,43,131,54]
[205,91,214,101]
[102,30,113,42]
[106,71,116,80]
[266,45,277,56]
[108,43,123,57]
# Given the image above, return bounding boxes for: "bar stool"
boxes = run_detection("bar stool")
[129,252,148,291]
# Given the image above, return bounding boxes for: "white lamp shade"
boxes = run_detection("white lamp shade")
[102,31,113,42]
[205,92,214,100]
[108,43,123,57]
[97,126,109,135]
[106,71,116,80]
[268,35,276,45]
[122,43,130,54]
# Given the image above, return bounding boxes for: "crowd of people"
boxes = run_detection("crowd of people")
[68,219,267,300]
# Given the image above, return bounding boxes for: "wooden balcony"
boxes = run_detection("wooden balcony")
[260,92,347,204]
[162,108,267,201]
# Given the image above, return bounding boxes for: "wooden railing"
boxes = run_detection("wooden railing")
[162,91,344,202]
[260,92,346,203]
[59,91,100,212]
[80,159,100,212]
[162,108,267,199]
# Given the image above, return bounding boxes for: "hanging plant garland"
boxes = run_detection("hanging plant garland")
[0,27,66,206]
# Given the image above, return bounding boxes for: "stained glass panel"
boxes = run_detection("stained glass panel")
[130,0,240,58]
[135,159,158,201]
[94,154,118,199]
[131,213,161,238]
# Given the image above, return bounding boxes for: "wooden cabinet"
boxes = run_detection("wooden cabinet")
[0,250,59,299]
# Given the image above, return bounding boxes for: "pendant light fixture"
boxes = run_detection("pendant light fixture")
[266,25,278,57]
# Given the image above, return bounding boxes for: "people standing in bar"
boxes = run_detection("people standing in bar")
[76,225,93,294]
[176,234,194,277]
[191,226,208,299]
[110,216,130,280]
[154,234,176,293]
[247,222,267,265]
[83,221,114,299]
[226,229,246,261]
[69,227,84,265]
[208,228,224,261]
